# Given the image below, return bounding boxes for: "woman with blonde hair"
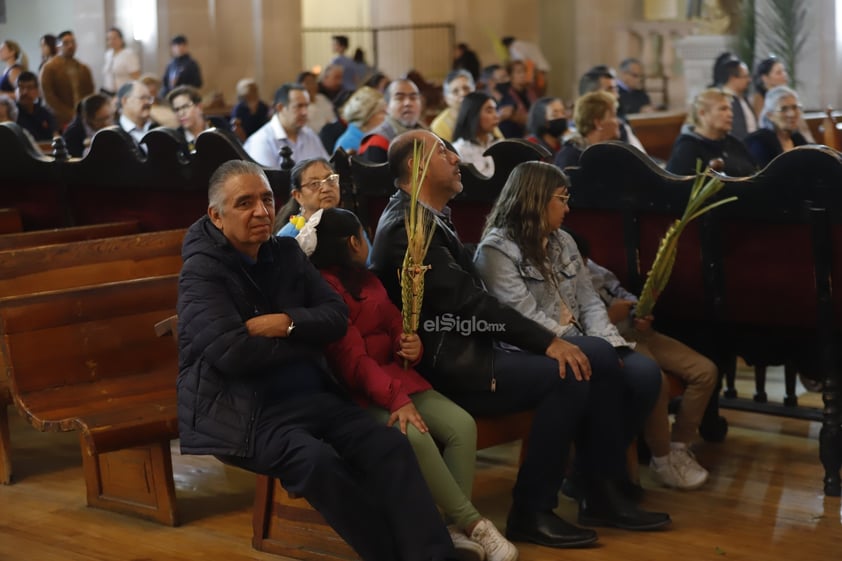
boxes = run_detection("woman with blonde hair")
[0,40,26,93]
[334,86,386,153]
[554,90,620,169]
[665,88,755,176]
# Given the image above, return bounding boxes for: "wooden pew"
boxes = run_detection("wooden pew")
[0,228,184,296]
[564,141,842,495]
[0,123,293,231]
[627,110,686,163]
[0,229,184,485]
[0,208,22,234]
[0,220,140,251]
[0,275,180,524]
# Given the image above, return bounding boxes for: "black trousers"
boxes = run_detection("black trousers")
[221,392,456,561]
[450,336,653,513]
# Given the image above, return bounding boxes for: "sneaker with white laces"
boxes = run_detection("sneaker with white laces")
[448,525,486,561]
[469,519,518,561]
[649,444,708,490]
[669,443,709,489]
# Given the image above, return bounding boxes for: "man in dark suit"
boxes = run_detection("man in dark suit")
[713,53,756,140]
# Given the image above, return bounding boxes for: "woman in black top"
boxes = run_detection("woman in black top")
[744,85,809,168]
[666,88,756,177]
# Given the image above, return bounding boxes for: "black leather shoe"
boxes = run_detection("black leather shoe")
[506,508,598,548]
[578,480,671,531]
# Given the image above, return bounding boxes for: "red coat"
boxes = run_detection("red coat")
[321,269,431,412]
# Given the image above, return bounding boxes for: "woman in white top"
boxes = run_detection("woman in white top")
[103,27,140,95]
[451,91,501,178]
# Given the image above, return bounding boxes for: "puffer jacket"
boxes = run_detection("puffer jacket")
[369,190,555,394]
[176,216,348,457]
[320,269,430,412]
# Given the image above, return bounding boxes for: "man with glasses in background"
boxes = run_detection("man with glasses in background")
[244,83,329,167]
[617,58,654,115]
[167,85,230,153]
[116,80,159,151]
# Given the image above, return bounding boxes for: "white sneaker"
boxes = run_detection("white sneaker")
[669,443,709,488]
[469,519,518,561]
[448,525,486,561]
[650,444,708,490]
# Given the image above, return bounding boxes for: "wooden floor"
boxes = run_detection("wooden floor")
[1,369,839,561]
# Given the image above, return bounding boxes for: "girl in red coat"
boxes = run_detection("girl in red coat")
[299,207,518,561]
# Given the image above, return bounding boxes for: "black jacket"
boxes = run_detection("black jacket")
[176,216,348,457]
[744,127,808,169]
[370,190,555,394]
[162,54,203,95]
[666,128,756,177]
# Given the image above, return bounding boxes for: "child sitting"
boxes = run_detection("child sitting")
[298,207,518,561]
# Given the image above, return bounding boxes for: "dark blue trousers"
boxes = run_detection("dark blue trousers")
[221,392,456,561]
[450,336,660,513]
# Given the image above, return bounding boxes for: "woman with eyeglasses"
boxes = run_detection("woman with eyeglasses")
[277,158,373,266]
[474,161,670,526]
[743,85,809,169]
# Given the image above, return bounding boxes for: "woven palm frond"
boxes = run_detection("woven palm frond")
[399,139,437,337]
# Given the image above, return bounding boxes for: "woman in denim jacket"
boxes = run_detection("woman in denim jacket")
[474,161,663,493]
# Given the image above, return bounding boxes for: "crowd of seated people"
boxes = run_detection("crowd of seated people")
[6,24,838,561]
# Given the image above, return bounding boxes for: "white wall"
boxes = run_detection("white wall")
[0,0,80,76]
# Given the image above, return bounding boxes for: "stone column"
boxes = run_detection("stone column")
[674,34,732,107]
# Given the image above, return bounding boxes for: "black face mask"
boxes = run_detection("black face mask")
[543,117,568,137]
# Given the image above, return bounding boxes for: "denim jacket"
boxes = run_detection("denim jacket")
[475,227,631,348]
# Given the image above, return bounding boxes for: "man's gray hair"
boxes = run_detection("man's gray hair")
[384,78,418,103]
[208,159,269,214]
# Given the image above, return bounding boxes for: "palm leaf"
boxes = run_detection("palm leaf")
[635,170,736,318]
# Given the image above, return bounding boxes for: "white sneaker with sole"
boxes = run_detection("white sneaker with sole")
[650,444,708,490]
[469,519,518,561]
[669,443,709,489]
[448,525,486,561]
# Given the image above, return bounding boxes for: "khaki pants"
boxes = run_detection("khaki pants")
[624,329,718,457]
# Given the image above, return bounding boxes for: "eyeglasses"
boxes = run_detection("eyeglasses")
[552,193,570,205]
[776,104,802,114]
[300,173,340,191]
[173,101,195,113]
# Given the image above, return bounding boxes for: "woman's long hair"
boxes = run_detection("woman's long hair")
[453,91,493,144]
[308,207,367,300]
[274,158,333,232]
[753,56,781,97]
[483,161,569,283]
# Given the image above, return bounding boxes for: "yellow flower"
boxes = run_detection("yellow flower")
[290,215,306,230]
